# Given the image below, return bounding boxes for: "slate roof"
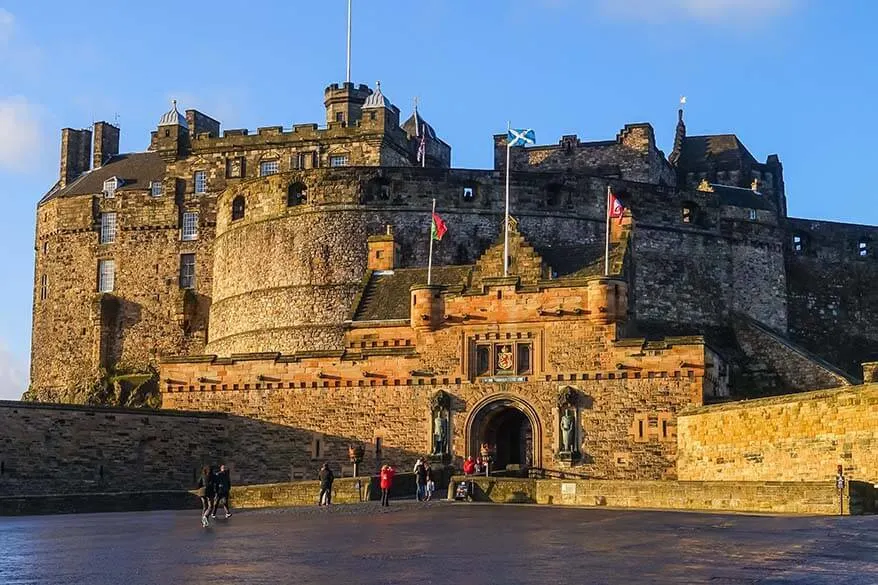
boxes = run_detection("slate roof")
[677,134,757,171]
[537,243,609,279]
[402,113,438,141]
[41,152,166,203]
[353,266,473,322]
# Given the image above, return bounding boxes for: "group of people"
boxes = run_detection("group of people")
[413,458,436,501]
[196,464,232,527]
[462,456,486,475]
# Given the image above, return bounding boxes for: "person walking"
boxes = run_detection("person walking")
[379,464,395,507]
[424,462,435,501]
[196,465,215,528]
[213,464,232,519]
[414,458,427,502]
[318,462,335,506]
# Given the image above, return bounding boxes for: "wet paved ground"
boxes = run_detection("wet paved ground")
[1,502,876,585]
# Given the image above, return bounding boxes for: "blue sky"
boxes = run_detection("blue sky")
[0,0,876,399]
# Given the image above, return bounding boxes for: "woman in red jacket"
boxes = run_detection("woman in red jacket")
[463,456,476,475]
[379,465,395,507]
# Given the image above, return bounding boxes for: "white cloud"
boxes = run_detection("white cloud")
[0,96,45,172]
[0,8,13,44]
[595,0,797,24]
[0,343,28,401]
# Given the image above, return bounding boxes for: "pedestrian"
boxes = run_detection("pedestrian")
[463,456,475,476]
[196,465,215,528]
[424,462,435,501]
[213,464,232,519]
[318,462,334,506]
[414,458,427,501]
[379,464,395,507]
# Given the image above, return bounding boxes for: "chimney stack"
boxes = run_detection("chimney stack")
[92,121,120,170]
[59,127,92,188]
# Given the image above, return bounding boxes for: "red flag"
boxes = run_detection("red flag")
[431,212,447,241]
[609,191,624,223]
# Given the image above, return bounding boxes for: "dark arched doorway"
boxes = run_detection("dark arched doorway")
[466,395,542,472]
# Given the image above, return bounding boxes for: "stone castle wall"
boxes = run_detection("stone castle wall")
[677,383,878,483]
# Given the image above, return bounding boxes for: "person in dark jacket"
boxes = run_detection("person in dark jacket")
[414,458,428,501]
[212,464,232,519]
[424,463,435,501]
[318,462,334,506]
[196,465,215,527]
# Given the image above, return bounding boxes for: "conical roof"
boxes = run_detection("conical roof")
[158,100,188,128]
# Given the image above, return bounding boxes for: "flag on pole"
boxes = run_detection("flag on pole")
[609,191,624,223]
[431,211,447,241]
[507,128,536,147]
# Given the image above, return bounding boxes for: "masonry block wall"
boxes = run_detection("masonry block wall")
[676,383,878,482]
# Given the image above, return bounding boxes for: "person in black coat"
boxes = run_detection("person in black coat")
[213,464,232,519]
[318,463,335,506]
[196,465,215,527]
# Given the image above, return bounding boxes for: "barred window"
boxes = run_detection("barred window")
[40,274,48,301]
[179,254,196,289]
[150,181,163,197]
[329,155,348,168]
[100,212,116,244]
[260,160,279,177]
[231,195,245,221]
[181,212,198,241]
[98,259,115,293]
[194,171,207,194]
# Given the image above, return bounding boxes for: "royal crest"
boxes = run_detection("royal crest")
[497,345,514,371]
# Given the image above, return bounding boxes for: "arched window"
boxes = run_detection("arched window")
[231,195,245,221]
[287,183,306,207]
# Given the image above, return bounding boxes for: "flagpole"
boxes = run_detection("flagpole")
[346,0,352,83]
[504,121,511,277]
[428,198,436,285]
[604,185,611,276]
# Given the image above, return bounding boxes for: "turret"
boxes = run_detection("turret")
[410,285,443,331]
[152,100,190,161]
[367,225,399,271]
[586,278,628,325]
[324,82,372,127]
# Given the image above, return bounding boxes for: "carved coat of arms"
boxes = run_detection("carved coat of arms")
[497,345,514,371]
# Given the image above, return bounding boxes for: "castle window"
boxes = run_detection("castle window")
[100,212,116,244]
[40,274,48,301]
[517,343,532,375]
[98,259,115,293]
[792,234,805,253]
[287,183,307,207]
[150,181,163,197]
[194,171,207,194]
[546,183,562,207]
[231,196,245,221]
[462,186,475,201]
[103,177,118,198]
[475,345,491,377]
[858,239,869,257]
[259,160,279,177]
[681,202,697,224]
[748,209,757,221]
[292,153,305,170]
[179,254,196,289]
[369,111,377,121]
[335,112,345,123]
[181,212,198,241]
[42,241,48,255]
[330,155,348,168]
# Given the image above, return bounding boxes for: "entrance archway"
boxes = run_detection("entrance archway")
[466,394,542,472]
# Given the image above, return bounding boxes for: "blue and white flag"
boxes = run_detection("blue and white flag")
[507,128,536,147]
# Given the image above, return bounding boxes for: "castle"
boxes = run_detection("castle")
[30,80,878,479]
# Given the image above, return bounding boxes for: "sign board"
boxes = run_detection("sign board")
[482,376,526,384]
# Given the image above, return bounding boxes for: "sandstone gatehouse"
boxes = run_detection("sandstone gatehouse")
[28,79,878,482]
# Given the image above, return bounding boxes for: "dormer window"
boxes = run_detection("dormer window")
[150,181,163,197]
[858,239,869,257]
[103,177,119,198]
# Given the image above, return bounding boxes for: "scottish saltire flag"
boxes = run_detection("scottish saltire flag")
[507,128,536,147]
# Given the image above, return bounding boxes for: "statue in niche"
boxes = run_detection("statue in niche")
[432,410,448,456]
[429,389,451,457]
[560,409,575,453]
